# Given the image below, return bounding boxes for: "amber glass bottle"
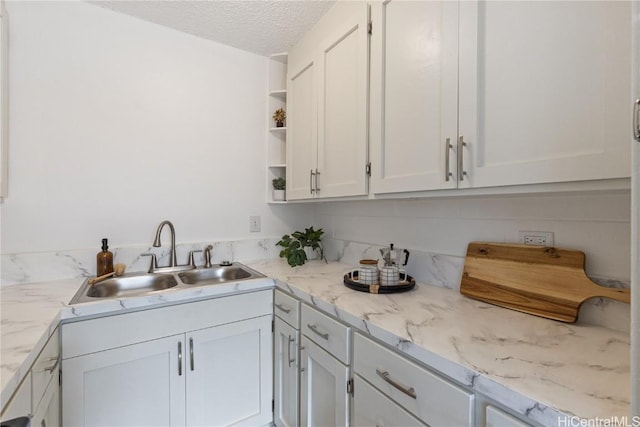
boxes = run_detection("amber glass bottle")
[96,238,114,276]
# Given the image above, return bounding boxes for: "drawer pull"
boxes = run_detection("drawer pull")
[307,324,329,340]
[287,335,296,367]
[42,356,59,373]
[189,337,194,371]
[376,369,417,399]
[275,303,291,314]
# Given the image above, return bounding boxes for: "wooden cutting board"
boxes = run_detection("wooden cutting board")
[460,242,630,322]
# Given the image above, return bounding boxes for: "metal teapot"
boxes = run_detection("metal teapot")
[379,244,410,267]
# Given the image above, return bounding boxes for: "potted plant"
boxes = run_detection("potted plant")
[272,177,286,201]
[273,108,286,127]
[276,227,327,267]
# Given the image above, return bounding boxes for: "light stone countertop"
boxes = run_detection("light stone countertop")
[245,259,630,427]
[1,259,630,426]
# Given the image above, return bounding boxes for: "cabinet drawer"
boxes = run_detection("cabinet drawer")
[31,329,60,414]
[301,304,350,364]
[353,375,426,427]
[274,290,300,328]
[63,290,273,359]
[354,333,473,426]
[486,405,531,427]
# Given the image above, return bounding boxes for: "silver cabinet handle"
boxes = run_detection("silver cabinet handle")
[307,324,329,340]
[275,303,291,314]
[178,341,183,376]
[287,336,296,367]
[445,137,453,181]
[43,356,59,373]
[189,337,194,371]
[457,136,468,181]
[376,369,417,399]
[315,169,320,193]
[634,99,640,142]
[310,169,316,194]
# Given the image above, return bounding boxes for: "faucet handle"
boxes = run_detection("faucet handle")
[204,245,213,268]
[141,253,158,273]
[189,250,203,268]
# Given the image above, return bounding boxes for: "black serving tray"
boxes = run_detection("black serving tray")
[343,270,416,294]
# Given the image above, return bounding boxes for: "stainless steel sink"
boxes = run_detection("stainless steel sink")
[69,262,265,305]
[86,273,178,298]
[178,265,259,285]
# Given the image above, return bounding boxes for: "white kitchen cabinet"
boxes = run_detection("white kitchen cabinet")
[274,316,299,427]
[1,329,60,427]
[61,291,273,427]
[31,369,60,427]
[273,290,301,427]
[485,405,531,427]
[186,316,272,427]
[63,334,186,426]
[369,0,631,196]
[287,2,369,200]
[0,374,31,423]
[369,0,459,194]
[352,376,425,427]
[353,332,473,427]
[299,303,351,427]
[457,0,631,189]
[299,336,350,427]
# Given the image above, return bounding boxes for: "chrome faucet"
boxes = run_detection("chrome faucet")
[153,220,177,267]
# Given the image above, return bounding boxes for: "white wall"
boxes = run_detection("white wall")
[0,0,311,254]
[315,191,631,281]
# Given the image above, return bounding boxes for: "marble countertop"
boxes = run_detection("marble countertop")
[0,273,274,410]
[1,259,630,425]
[244,259,630,426]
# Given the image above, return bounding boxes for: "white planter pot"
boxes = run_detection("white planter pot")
[273,189,286,201]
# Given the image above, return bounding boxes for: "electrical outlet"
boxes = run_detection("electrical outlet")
[249,215,261,233]
[518,231,554,246]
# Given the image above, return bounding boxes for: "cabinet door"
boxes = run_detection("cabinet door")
[62,334,186,427]
[352,376,425,427]
[458,1,631,188]
[316,2,369,198]
[287,56,318,201]
[31,370,60,427]
[185,315,273,427]
[370,0,459,194]
[274,317,299,427]
[299,336,350,427]
[486,405,531,427]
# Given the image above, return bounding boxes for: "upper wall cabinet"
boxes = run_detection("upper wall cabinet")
[458,0,631,189]
[286,2,369,200]
[370,0,459,194]
[371,0,631,195]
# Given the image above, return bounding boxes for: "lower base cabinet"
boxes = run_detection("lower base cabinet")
[353,332,474,427]
[274,316,299,427]
[61,291,273,427]
[485,405,532,427]
[353,376,425,427]
[299,336,350,427]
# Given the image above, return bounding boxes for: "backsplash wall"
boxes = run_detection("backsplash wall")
[315,191,631,332]
[0,0,313,255]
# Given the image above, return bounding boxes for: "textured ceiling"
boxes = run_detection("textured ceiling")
[89,0,335,57]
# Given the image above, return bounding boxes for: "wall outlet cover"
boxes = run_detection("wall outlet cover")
[518,231,554,246]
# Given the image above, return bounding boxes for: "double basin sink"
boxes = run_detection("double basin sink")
[70,262,264,305]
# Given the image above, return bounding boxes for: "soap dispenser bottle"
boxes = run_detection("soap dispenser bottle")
[97,238,114,276]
